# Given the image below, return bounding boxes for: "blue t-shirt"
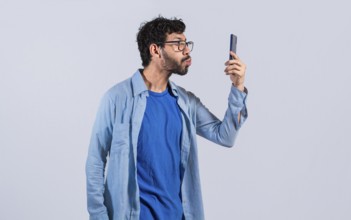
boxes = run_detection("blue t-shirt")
[137,86,183,220]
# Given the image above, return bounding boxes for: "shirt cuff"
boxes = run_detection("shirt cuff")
[229,85,248,108]
[229,85,248,125]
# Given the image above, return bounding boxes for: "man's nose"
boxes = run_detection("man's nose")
[183,45,191,55]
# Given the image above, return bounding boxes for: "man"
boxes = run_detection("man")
[86,16,248,220]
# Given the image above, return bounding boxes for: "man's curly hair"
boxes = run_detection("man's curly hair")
[136,16,186,67]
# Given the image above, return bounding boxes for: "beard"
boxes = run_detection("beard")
[161,50,191,76]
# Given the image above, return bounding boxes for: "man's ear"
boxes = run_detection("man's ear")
[149,43,161,59]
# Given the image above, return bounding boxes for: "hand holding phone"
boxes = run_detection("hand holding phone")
[229,34,237,60]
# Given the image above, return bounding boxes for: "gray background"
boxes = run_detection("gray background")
[1,0,350,219]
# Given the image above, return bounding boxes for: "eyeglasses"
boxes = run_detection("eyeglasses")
[160,40,194,52]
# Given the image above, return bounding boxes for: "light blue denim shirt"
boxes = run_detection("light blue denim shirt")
[86,70,248,220]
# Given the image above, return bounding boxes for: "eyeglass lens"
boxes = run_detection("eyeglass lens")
[179,42,193,52]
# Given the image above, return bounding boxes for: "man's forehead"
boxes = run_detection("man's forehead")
[166,33,186,41]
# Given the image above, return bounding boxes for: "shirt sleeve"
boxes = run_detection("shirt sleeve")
[85,93,115,219]
[194,85,248,147]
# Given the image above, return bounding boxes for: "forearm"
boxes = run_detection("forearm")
[196,85,248,147]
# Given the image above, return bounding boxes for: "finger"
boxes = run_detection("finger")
[226,59,241,65]
[231,60,243,67]
[226,69,243,76]
[230,51,239,60]
[226,64,243,72]
[225,53,240,64]
[224,66,241,74]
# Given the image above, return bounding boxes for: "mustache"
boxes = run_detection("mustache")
[181,56,191,62]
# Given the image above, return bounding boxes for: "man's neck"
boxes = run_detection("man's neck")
[141,66,171,93]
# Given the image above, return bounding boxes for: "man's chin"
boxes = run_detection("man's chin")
[174,67,189,76]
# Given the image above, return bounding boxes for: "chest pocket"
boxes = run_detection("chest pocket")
[110,122,130,154]
[110,97,133,154]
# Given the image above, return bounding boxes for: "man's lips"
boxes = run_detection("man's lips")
[183,58,192,66]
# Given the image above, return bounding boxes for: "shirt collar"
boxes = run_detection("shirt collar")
[131,69,148,97]
[168,80,179,97]
[131,69,179,97]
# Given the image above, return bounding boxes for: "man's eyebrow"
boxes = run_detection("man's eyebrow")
[172,37,186,41]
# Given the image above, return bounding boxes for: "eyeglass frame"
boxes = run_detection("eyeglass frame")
[157,40,194,52]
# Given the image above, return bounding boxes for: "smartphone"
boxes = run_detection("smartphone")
[229,34,237,59]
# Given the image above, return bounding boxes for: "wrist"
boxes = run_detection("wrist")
[233,83,245,92]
